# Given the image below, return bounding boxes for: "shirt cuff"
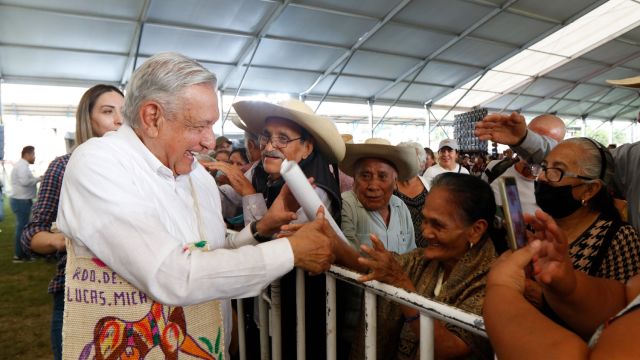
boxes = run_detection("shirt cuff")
[257,238,294,281]
[229,224,258,248]
[513,130,539,162]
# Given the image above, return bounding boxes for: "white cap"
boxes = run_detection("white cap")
[438,138,458,151]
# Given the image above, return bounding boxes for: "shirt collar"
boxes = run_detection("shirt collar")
[117,124,196,180]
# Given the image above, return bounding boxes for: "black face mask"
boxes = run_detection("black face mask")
[534,181,582,219]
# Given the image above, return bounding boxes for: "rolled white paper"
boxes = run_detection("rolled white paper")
[280,159,348,244]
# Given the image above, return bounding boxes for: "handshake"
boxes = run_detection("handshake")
[255,204,343,275]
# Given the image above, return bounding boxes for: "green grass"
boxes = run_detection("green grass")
[0,198,56,359]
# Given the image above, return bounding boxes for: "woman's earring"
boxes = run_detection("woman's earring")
[581,199,587,206]
[469,241,474,249]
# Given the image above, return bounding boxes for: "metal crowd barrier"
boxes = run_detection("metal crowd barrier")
[234,265,487,360]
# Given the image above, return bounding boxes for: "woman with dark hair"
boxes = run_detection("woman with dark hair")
[20,84,123,360]
[335,173,498,359]
[229,148,249,168]
[533,137,640,281]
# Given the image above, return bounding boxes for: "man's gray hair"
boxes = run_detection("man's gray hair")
[398,141,427,176]
[123,52,217,128]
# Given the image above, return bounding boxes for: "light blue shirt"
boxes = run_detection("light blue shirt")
[341,190,416,254]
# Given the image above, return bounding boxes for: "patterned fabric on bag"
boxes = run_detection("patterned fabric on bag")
[62,239,224,359]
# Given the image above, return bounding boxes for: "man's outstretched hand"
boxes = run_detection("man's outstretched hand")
[475,112,527,145]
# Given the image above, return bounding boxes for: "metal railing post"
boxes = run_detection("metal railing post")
[296,269,306,360]
[236,299,247,360]
[326,274,337,360]
[259,293,270,360]
[420,314,435,360]
[364,290,377,359]
[271,280,282,360]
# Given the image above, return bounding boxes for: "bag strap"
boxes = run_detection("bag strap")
[588,219,622,276]
[457,164,462,173]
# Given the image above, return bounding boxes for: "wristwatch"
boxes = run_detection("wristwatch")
[250,221,272,243]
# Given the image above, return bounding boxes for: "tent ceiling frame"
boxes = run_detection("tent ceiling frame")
[119,0,153,86]
[518,49,640,111]
[429,0,608,105]
[220,0,293,90]
[300,0,413,96]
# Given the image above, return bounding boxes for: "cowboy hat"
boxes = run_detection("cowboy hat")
[340,138,419,181]
[606,75,640,88]
[230,112,251,133]
[232,99,345,163]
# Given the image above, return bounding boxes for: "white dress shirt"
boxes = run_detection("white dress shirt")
[10,158,40,199]
[57,124,294,352]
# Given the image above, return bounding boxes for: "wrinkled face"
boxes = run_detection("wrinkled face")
[260,117,313,175]
[353,158,397,211]
[155,84,218,176]
[538,142,591,199]
[438,147,458,170]
[230,152,248,168]
[91,91,124,137]
[421,187,475,263]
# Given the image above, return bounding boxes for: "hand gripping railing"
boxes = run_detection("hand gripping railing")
[326,265,487,360]
[235,265,487,360]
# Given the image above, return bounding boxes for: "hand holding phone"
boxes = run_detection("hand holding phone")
[498,177,527,251]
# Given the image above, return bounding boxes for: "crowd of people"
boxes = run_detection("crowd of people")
[6,52,640,359]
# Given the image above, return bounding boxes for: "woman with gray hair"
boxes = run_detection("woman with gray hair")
[395,141,429,247]
[532,137,640,282]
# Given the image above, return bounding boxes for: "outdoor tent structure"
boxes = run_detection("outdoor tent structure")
[1,0,640,129]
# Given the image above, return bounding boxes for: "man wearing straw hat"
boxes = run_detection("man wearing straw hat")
[474,75,640,231]
[56,52,337,358]
[206,99,345,236]
[340,138,418,254]
[205,98,345,360]
[337,138,418,356]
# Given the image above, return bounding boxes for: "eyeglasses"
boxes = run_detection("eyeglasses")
[258,135,302,149]
[532,161,595,183]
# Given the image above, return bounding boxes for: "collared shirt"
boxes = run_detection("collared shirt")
[57,124,294,351]
[21,153,70,294]
[422,163,469,191]
[10,158,40,199]
[341,190,416,254]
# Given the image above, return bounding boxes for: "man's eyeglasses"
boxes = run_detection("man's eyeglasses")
[531,161,595,183]
[258,135,303,149]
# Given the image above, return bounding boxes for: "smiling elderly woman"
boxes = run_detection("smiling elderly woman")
[338,173,497,360]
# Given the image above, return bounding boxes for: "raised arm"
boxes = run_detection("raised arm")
[483,242,589,359]
[358,235,470,359]
[475,112,557,164]
[526,210,627,337]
